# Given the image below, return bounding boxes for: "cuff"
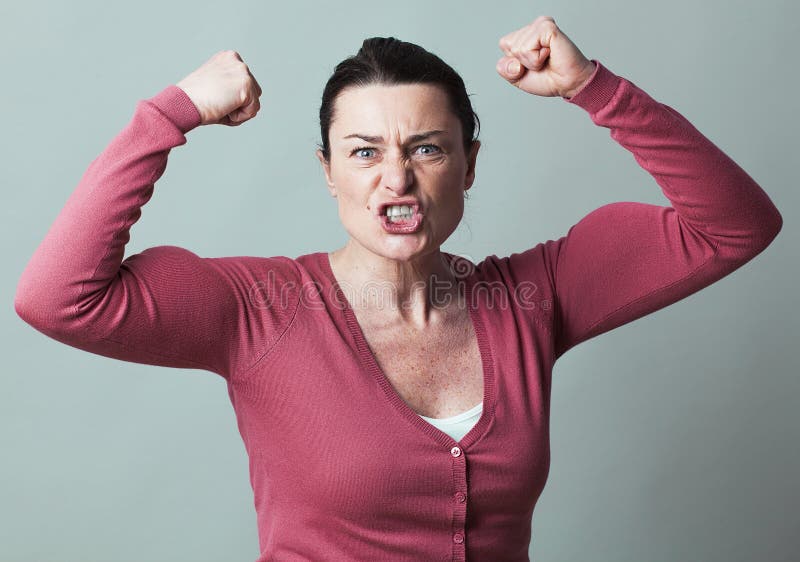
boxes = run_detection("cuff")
[562,59,622,114]
[146,84,202,134]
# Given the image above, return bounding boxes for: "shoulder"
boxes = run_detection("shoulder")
[446,244,558,323]
[444,243,555,287]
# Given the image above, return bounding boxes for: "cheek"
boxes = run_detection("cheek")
[335,173,374,206]
[449,198,465,220]
[335,188,370,223]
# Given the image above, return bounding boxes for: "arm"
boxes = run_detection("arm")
[540,60,782,358]
[497,16,782,359]
[14,84,296,380]
[493,17,782,359]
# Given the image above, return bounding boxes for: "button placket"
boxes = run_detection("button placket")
[449,444,468,560]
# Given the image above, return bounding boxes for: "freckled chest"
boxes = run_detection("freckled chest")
[354,306,484,419]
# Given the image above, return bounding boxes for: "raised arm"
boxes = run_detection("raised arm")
[550,60,780,357]
[494,17,782,359]
[13,51,297,381]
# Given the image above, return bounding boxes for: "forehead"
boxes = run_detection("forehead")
[331,83,456,136]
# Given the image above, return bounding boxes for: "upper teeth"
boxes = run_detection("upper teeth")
[386,205,413,216]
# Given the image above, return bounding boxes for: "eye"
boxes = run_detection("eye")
[415,144,441,156]
[350,146,376,158]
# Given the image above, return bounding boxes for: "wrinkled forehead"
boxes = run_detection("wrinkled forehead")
[329,83,457,141]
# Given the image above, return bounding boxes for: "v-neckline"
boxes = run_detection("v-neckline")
[318,251,495,449]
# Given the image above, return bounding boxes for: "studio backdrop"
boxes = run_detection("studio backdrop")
[2,1,797,561]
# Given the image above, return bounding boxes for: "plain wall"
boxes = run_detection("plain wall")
[2,0,797,560]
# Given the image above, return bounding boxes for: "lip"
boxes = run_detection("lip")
[376,198,422,217]
[379,210,423,234]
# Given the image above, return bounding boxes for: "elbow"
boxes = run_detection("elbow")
[15,272,108,343]
[760,207,783,249]
[744,207,783,257]
[772,208,783,238]
[14,280,33,324]
[14,284,88,345]
[14,276,71,335]
[14,281,48,331]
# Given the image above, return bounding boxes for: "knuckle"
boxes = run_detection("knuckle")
[499,36,515,51]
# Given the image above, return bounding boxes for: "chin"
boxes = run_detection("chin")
[378,238,440,262]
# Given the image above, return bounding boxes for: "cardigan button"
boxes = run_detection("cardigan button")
[450,446,462,457]
[453,532,464,544]
[454,491,466,503]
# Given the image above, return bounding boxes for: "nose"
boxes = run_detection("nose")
[381,152,414,195]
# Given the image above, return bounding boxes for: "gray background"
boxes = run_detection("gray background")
[2,0,797,560]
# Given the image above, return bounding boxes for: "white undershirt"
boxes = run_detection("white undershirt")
[418,401,483,442]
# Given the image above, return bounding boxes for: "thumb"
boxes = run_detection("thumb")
[496,56,525,82]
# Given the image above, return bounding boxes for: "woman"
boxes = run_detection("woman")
[14,15,782,562]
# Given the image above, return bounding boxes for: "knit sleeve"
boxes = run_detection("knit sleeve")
[13,85,299,381]
[511,60,782,360]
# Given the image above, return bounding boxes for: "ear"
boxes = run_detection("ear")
[316,149,336,197]
[464,140,481,192]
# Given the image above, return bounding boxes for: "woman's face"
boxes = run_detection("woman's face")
[316,83,480,263]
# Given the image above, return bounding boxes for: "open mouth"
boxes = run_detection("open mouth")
[377,203,423,233]
[380,202,420,222]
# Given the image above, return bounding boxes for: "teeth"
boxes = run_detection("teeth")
[386,204,413,216]
[385,204,415,222]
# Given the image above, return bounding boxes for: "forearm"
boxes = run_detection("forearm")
[564,60,782,257]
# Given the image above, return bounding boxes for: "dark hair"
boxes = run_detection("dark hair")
[317,37,480,163]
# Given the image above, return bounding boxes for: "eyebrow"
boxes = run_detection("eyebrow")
[342,130,448,144]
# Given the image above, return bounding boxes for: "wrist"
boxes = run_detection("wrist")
[175,82,208,125]
[562,60,597,99]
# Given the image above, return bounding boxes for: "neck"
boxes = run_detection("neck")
[329,241,463,329]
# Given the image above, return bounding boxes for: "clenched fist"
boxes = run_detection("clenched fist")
[176,50,263,127]
[496,16,596,99]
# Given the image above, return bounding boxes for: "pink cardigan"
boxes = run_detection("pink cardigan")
[15,60,782,561]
